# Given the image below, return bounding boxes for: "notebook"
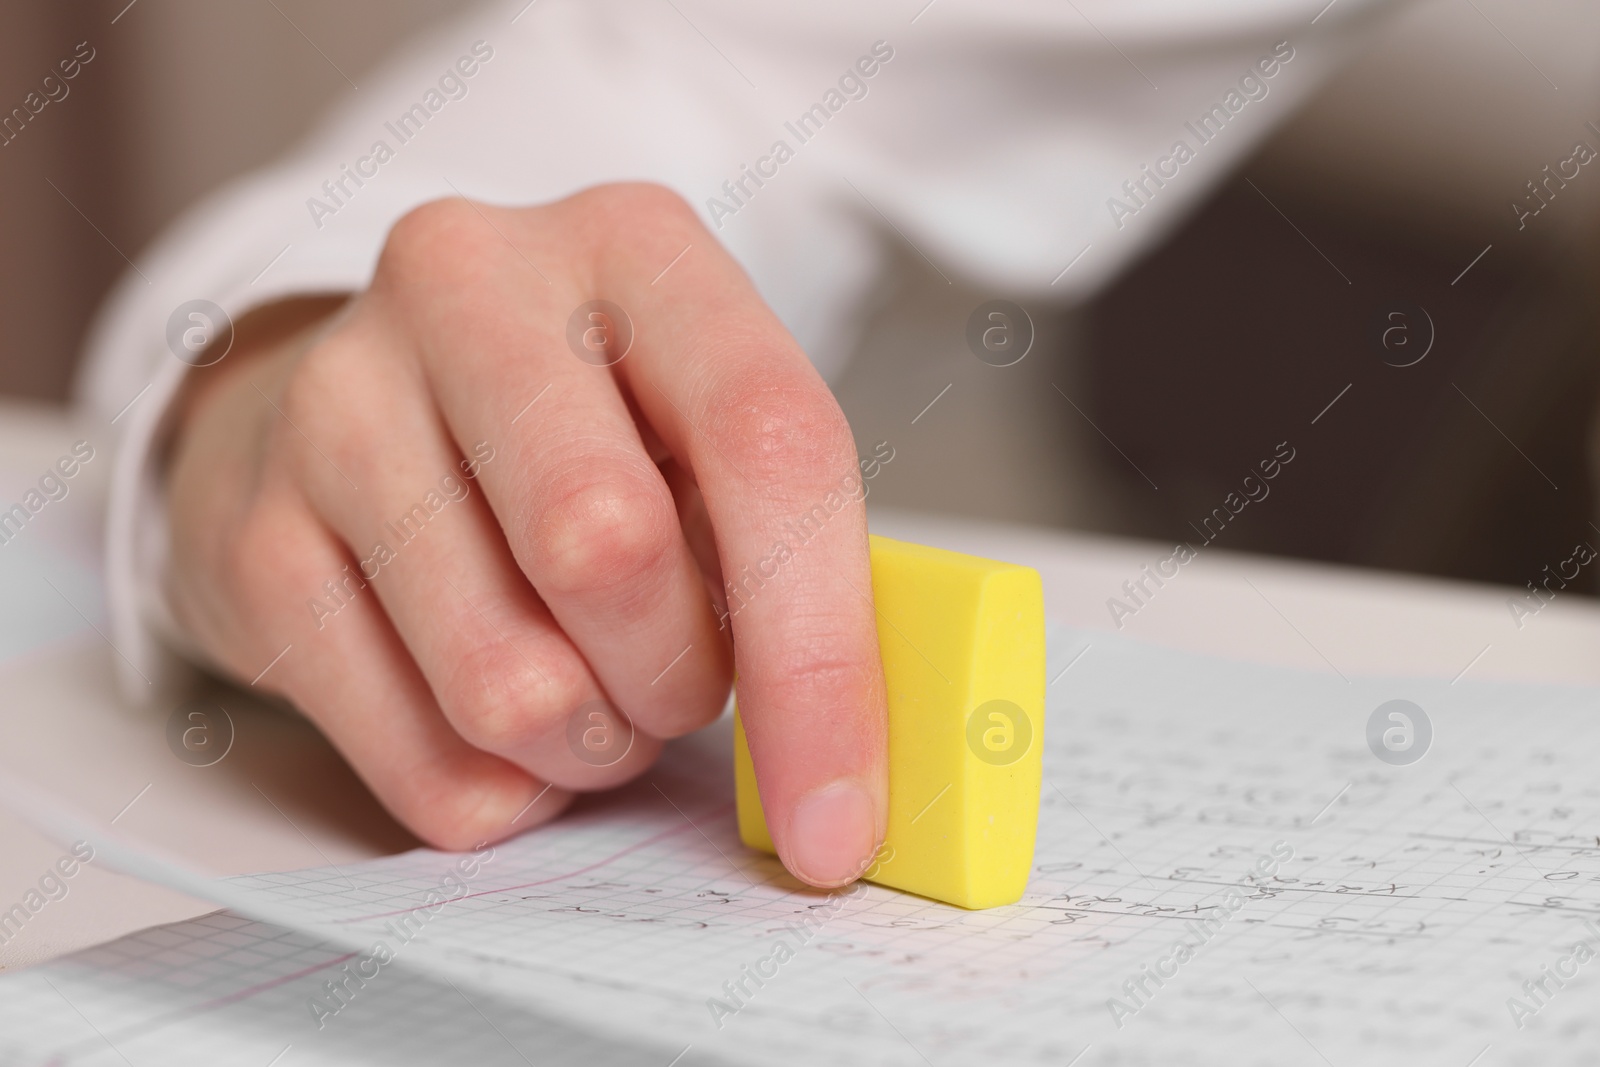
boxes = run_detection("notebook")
[3,627,1598,1066]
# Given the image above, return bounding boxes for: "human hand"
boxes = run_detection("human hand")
[164,184,887,887]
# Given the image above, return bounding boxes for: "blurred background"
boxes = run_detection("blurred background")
[2,0,1598,596]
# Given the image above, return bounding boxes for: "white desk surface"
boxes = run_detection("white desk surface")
[2,399,1597,972]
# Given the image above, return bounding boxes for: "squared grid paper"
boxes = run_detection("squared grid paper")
[0,911,670,1066]
[6,629,1600,1065]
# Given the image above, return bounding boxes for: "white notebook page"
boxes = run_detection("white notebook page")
[3,628,1599,1066]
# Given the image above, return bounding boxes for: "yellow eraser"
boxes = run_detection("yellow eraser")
[734,534,1044,909]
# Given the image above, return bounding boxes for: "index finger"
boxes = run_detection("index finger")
[603,186,888,888]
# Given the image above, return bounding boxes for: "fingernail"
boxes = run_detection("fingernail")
[787,780,877,887]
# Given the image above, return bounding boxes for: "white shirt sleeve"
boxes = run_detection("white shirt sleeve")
[73,0,1394,701]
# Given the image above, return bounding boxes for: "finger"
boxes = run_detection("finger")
[220,477,571,849]
[660,455,725,616]
[602,186,888,888]
[372,198,734,741]
[282,327,664,789]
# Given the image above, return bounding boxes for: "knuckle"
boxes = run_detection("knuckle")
[377,197,488,283]
[530,468,677,598]
[274,329,397,485]
[760,642,879,732]
[405,814,487,853]
[276,337,354,438]
[270,351,356,485]
[569,181,701,234]
[769,640,873,696]
[219,514,273,608]
[442,638,585,754]
[221,502,303,618]
[399,773,526,851]
[703,366,855,486]
[197,496,331,684]
[387,196,480,253]
[651,686,732,740]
